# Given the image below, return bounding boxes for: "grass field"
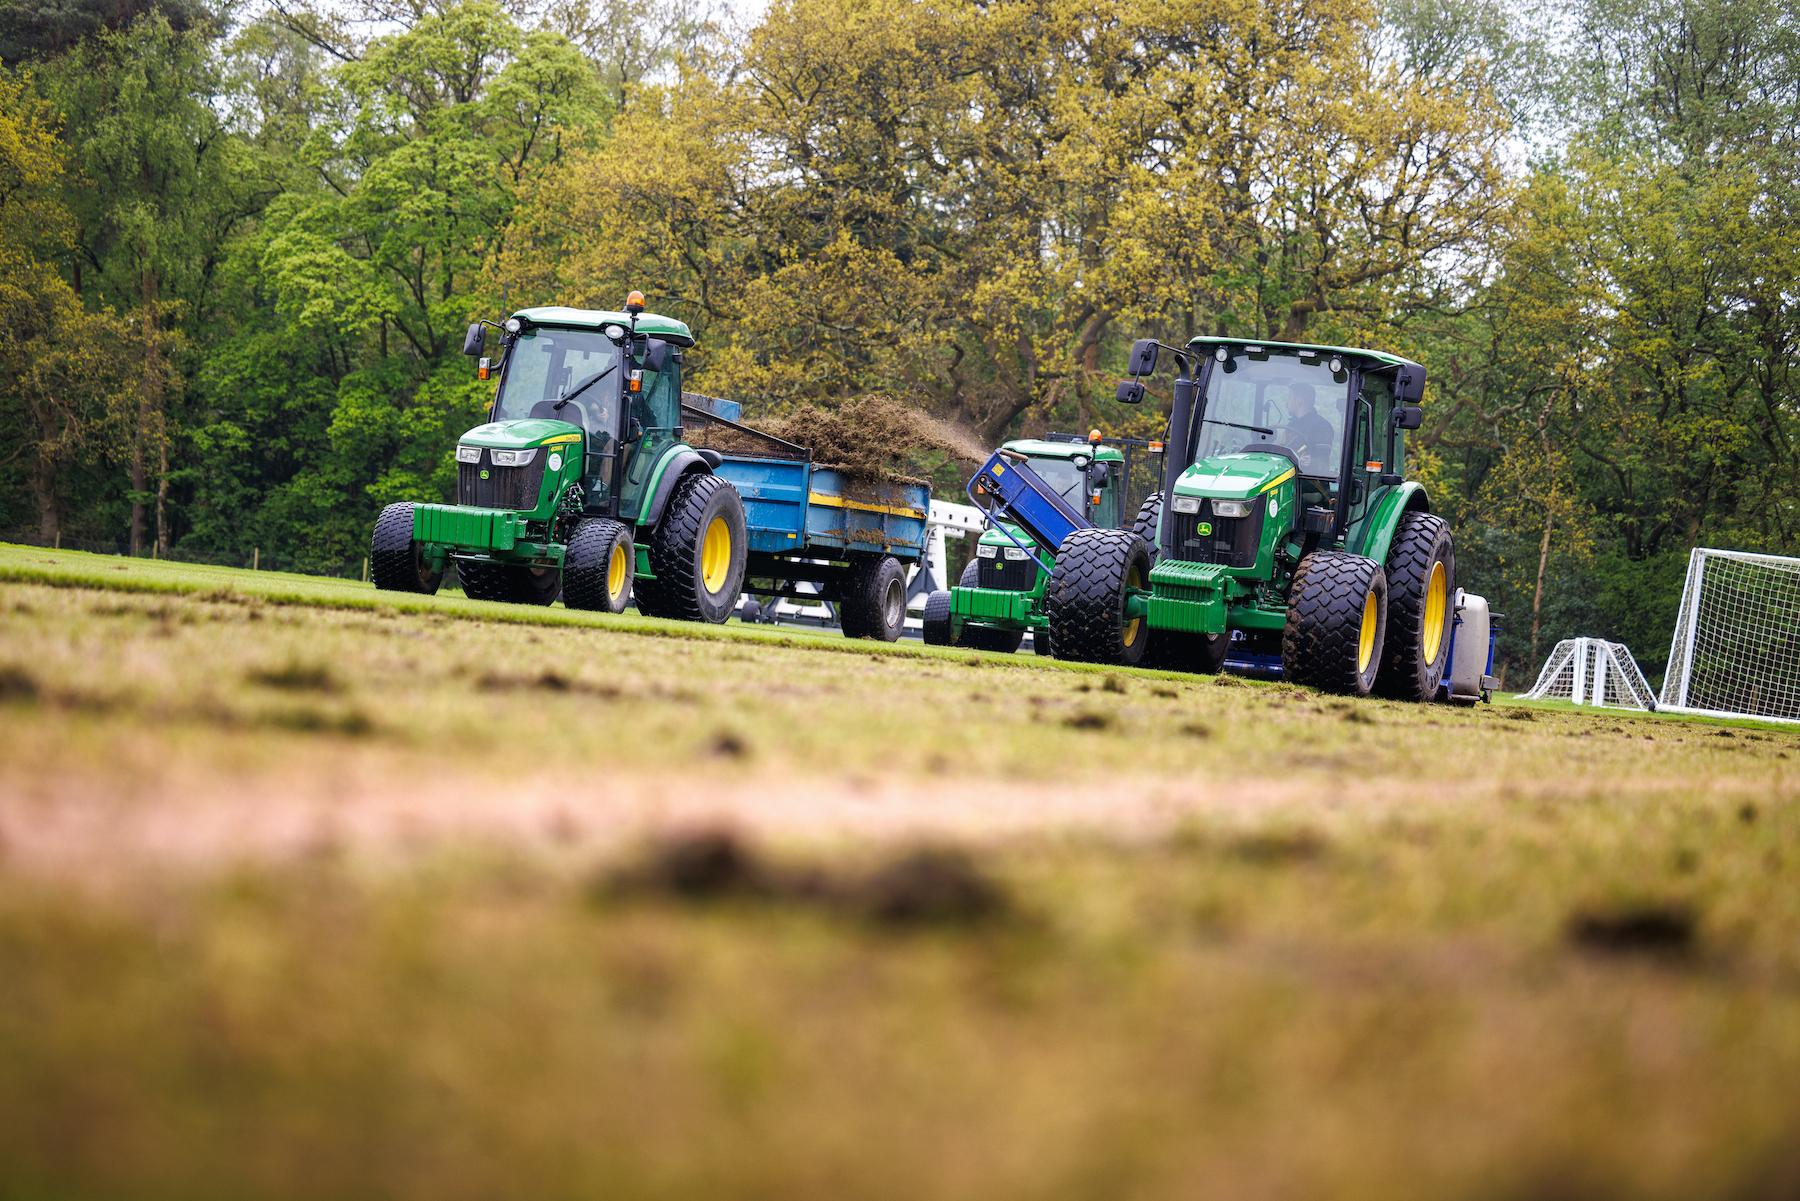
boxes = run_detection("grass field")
[3,543,1799,1200]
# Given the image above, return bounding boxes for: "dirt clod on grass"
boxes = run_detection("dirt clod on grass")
[1568,902,1697,956]
[755,396,988,483]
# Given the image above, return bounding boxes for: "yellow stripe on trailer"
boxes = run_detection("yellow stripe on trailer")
[1259,468,1296,493]
[807,491,927,520]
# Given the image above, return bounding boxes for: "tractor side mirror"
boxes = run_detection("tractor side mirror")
[1395,406,1423,430]
[1128,338,1159,376]
[1087,461,1109,488]
[1115,380,1145,405]
[462,323,486,356]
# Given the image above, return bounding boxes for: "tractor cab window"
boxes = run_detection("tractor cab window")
[1198,351,1349,478]
[1029,455,1122,528]
[494,329,623,454]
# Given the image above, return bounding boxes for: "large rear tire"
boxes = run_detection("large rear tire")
[562,518,634,613]
[1046,528,1152,666]
[370,503,442,595]
[1133,492,1163,560]
[637,472,748,624]
[1376,512,1455,701]
[1282,551,1387,695]
[840,554,906,641]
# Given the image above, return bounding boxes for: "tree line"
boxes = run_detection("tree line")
[2,0,1795,681]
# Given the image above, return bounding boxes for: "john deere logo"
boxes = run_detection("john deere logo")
[1198,521,1213,536]
[480,469,490,479]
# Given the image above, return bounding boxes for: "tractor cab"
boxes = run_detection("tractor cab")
[460,299,695,521]
[1159,339,1425,570]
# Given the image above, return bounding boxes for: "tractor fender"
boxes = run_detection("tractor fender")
[640,449,713,533]
[1352,480,1431,565]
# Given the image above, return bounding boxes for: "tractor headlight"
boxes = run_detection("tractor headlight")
[490,448,538,467]
[1003,547,1029,561]
[977,544,998,559]
[1171,495,1201,514]
[456,445,481,463]
[1211,499,1248,518]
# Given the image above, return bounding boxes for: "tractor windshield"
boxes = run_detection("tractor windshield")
[1197,352,1348,478]
[494,329,622,452]
[1029,456,1122,528]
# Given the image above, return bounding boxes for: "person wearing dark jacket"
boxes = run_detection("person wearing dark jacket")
[1283,384,1337,474]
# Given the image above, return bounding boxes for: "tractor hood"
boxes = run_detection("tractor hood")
[458,418,585,450]
[1172,451,1296,501]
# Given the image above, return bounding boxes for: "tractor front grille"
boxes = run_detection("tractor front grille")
[1169,497,1264,568]
[457,452,547,511]
[978,555,1039,591]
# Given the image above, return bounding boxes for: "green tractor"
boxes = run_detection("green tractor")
[369,294,750,620]
[922,433,1158,655]
[1049,336,1455,699]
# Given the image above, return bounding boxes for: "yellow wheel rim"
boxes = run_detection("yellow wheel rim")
[607,542,628,599]
[1421,560,1447,664]
[1357,589,1378,674]
[1123,562,1143,648]
[701,516,731,593]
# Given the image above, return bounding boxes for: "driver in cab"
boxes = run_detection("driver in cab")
[1282,384,1336,474]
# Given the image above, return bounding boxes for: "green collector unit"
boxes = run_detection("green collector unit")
[922,434,1152,656]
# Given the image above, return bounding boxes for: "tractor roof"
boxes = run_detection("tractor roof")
[1003,438,1125,462]
[512,306,695,347]
[1184,336,1416,370]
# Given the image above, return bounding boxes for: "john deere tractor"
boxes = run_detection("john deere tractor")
[922,432,1159,655]
[1047,336,1455,699]
[368,294,748,621]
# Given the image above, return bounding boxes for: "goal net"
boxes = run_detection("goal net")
[1521,638,1659,710]
[1659,548,1800,723]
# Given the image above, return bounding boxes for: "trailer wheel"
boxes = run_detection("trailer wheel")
[562,518,634,613]
[922,590,953,645]
[638,472,747,623]
[1133,492,1163,560]
[1376,512,1455,702]
[1283,551,1387,695]
[369,502,442,595]
[1143,629,1229,674]
[1046,528,1151,666]
[841,554,906,641]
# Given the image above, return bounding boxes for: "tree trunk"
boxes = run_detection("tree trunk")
[33,447,58,543]
[1531,507,1554,669]
[133,266,162,557]
[156,440,169,556]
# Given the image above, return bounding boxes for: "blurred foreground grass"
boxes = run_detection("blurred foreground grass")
[2,560,1799,1200]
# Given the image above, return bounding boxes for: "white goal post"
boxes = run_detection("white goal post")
[1521,638,1659,710]
[1659,547,1800,724]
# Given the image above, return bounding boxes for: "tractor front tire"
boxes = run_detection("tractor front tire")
[370,503,442,595]
[1376,512,1456,702]
[562,518,634,613]
[949,560,1024,653]
[922,590,954,645]
[840,554,907,641]
[1144,629,1230,675]
[1046,528,1152,666]
[638,472,748,624]
[458,559,561,605]
[1282,551,1388,695]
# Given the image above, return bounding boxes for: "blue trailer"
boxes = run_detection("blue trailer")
[682,399,930,640]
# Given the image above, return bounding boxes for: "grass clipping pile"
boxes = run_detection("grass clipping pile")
[759,396,988,484]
